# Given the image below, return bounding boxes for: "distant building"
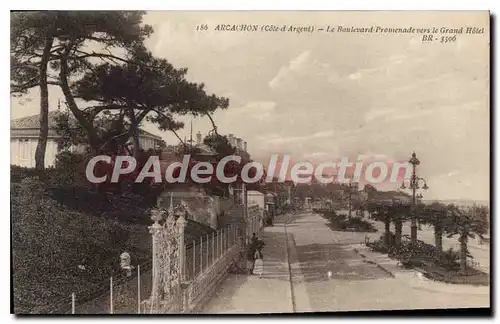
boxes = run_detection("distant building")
[193,131,218,162]
[369,190,412,205]
[227,133,250,161]
[10,111,164,168]
[247,190,265,210]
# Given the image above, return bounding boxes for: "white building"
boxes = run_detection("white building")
[11,111,164,168]
[247,190,265,210]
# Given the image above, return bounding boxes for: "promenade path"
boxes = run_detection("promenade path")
[201,215,302,313]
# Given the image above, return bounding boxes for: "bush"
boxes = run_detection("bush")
[52,151,89,186]
[367,233,395,253]
[11,165,48,182]
[326,213,346,229]
[389,242,426,268]
[11,151,88,187]
[319,209,337,218]
[344,217,377,232]
[369,235,462,271]
[388,240,460,270]
[434,248,460,270]
[11,177,151,314]
[327,215,377,233]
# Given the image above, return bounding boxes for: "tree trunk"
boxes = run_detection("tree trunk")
[59,48,101,153]
[460,231,468,274]
[34,35,54,170]
[434,224,443,253]
[126,108,141,158]
[395,218,403,247]
[132,133,140,158]
[384,216,391,247]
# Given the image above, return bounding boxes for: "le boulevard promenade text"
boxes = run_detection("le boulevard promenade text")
[85,154,412,185]
[198,23,486,35]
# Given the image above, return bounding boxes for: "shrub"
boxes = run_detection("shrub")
[327,215,377,232]
[367,240,388,253]
[11,166,47,182]
[367,233,395,253]
[327,213,346,229]
[388,240,460,269]
[434,248,460,270]
[344,217,377,232]
[389,242,427,267]
[11,177,151,313]
[52,151,89,186]
[370,235,463,271]
[321,209,337,219]
[11,151,88,187]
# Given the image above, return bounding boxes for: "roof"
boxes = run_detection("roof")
[11,111,64,129]
[11,111,163,140]
[247,190,265,196]
[137,129,162,140]
[194,143,216,155]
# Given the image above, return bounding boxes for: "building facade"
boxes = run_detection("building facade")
[11,111,164,168]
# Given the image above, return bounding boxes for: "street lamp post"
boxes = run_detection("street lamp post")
[416,193,424,230]
[345,179,358,218]
[400,152,429,244]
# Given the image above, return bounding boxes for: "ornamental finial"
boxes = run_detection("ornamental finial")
[409,151,420,165]
[151,208,163,224]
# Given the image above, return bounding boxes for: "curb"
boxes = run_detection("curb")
[283,214,296,313]
[353,247,396,278]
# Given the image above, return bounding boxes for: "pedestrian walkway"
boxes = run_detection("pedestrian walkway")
[201,225,294,314]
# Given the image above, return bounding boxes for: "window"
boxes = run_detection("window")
[19,139,29,160]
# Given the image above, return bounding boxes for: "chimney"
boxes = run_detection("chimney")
[243,141,247,151]
[228,134,235,146]
[196,131,202,145]
[236,138,242,150]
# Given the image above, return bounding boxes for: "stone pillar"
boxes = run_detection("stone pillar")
[149,209,163,313]
[208,197,219,229]
[175,207,188,313]
[242,183,249,242]
[177,210,187,282]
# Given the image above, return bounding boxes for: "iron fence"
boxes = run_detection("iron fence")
[42,205,262,314]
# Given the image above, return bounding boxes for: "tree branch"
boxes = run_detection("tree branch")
[152,108,186,147]
[74,51,130,65]
[205,112,219,136]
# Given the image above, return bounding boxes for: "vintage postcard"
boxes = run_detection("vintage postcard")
[10,11,490,315]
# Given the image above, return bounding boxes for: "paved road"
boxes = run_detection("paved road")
[203,211,490,313]
[288,212,490,312]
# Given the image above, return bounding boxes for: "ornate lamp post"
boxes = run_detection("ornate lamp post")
[400,152,429,243]
[415,192,424,230]
[344,179,358,218]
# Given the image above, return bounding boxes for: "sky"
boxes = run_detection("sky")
[10,11,490,201]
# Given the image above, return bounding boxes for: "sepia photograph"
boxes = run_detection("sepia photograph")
[10,10,490,315]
